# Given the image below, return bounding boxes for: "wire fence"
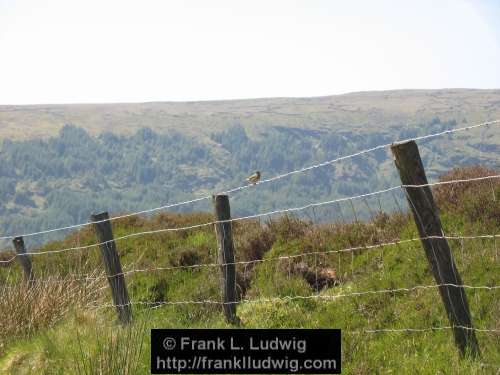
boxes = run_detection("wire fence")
[10,233,495,284]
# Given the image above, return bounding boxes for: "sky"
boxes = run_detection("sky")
[0,0,499,104]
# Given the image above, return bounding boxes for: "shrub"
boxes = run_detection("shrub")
[0,250,15,267]
[266,215,311,241]
[433,165,500,222]
[168,248,200,267]
[232,220,276,298]
[234,220,275,262]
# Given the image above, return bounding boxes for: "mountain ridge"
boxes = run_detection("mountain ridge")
[2,88,500,140]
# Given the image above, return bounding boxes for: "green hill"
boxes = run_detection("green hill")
[1,89,500,140]
[0,111,499,245]
[1,89,500,245]
[0,166,498,374]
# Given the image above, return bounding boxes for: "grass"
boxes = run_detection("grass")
[73,315,146,375]
[0,274,103,356]
[0,167,499,374]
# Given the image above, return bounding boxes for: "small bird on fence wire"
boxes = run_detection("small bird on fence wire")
[246,171,261,185]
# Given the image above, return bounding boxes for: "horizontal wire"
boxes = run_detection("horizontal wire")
[1,119,498,241]
[350,326,500,334]
[31,233,496,284]
[403,174,500,187]
[86,283,500,309]
[478,363,500,370]
[2,174,499,264]
[0,195,211,241]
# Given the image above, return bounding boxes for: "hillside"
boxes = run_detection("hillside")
[1,89,500,140]
[0,166,498,374]
[0,90,499,245]
[0,120,496,245]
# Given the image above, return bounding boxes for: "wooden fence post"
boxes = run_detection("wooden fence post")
[12,236,34,285]
[391,140,480,357]
[91,211,132,324]
[212,194,239,324]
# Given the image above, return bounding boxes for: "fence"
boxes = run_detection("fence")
[0,120,499,360]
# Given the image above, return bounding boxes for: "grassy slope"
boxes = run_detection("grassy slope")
[0,170,498,374]
[1,89,500,141]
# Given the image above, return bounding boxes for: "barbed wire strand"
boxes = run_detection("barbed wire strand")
[15,233,497,285]
[350,326,500,334]
[86,282,500,309]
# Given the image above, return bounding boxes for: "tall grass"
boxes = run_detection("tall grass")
[0,274,102,353]
[74,319,146,375]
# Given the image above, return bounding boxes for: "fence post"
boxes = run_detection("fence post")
[12,236,34,285]
[91,211,132,324]
[212,194,239,324]
[391,140,480,357]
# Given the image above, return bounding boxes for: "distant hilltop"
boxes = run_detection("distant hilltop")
[1,89,500,140]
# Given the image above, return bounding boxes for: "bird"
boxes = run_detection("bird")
[246,171,261,185]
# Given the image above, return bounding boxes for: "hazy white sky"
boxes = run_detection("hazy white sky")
[1,0,499,104]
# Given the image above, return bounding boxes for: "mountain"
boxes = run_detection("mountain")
[0,89,499,246]
[2,89,500,140]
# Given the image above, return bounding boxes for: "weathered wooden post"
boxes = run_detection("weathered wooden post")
[391,140,479,357]
[91,212,132,324]
[212,194,238,324]
[12,236,34,285]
